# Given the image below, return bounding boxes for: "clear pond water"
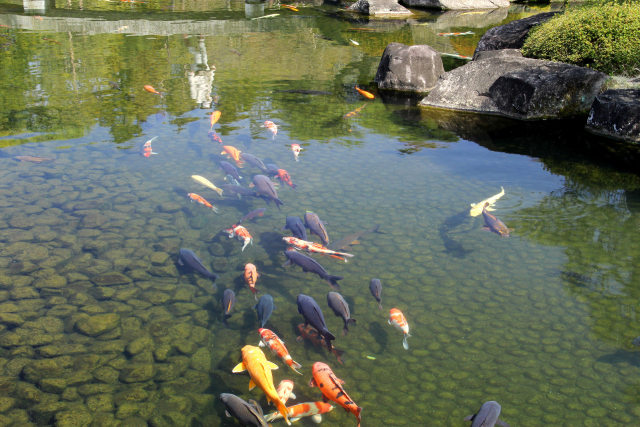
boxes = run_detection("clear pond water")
[1,1,640,426]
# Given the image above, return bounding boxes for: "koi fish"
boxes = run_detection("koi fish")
[482,204,510,237]
[239,208,266,224]
[283,216,307,240]
[328,224,380,251]
[265,401,334,424]
[187,193,219,213]
[282,4,298,11]
[251,13,280,20]
[369,278,382,309]
[304,211,329,246]
[255,294,275,328]
[219,160,242,180]
[327,291,356,335]
[469,186,505,217]
[258,328,303,375]
[465,401,510,427]
[389,308,410,350]
[282,237,354,262]
[220,393,268,427]
[276,169,296,189]
[285,251,342,290]
[143,84,161,95]
[349,39,359,46]
[276,379,296,405]
[263,120,278,139]
[222,289,235,326]
[191,175,223,196]
[310,362,362,427]
[297,294,336,351]
[296,324,344,364]
[291,144,302,161]
[232,345,291,426]
[209,131,223,144]
[14,155,54,163]
[178,248,218,282]
[224,224,253,251]
[343,104,366,119]
[210,110,221,129]
[253,175,284,209]
[141,136,158,157]
[244,263,259,299]
[437,31,474,36]
[221,145,244,166]
[355,85,374,100]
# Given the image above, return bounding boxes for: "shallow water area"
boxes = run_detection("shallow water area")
[2,0,640,426]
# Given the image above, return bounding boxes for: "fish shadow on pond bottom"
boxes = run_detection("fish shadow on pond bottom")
[368,321,389,353]
[597,349,640,368]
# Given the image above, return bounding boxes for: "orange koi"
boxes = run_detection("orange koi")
[282,236,354,262]
[258,328,303,375]
[143,84,161,95]
[310,362,361,427]
[276,169,296,189]
[265,401,334,423]
[276,379,296,404]
[343,103,366,119]
[187,193,219,213]
[263,120,278,139]
[355,85,375,100]
[224,224,253,251]
[244,263,259,299]
[209,110,221,129]
[437,31,474,37]
[282,4,298,11]
[221,145,244,166]
[296,324,344,364]
[290,144,302,161]
[389,308,410,350]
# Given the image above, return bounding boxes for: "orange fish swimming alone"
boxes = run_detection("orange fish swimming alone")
[224,224,253,251]
[232,345,291,425]
[263,120,278,139]
[291,144,302,161]
[210,110,221,129]
[355,85,374,100]
[282,4,298,11]
[258,328,303,375]
[265,401,334,423]
[276,169,296,189]
[310,362,362,427]
[221,145,244,166]
[244,263,259,299]
[143,84,161,95]
[389,308,410,350]
[187,193,219,213]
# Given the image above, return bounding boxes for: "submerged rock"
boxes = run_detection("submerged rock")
[348,0,412,16]
[586,89,640,143]
[74,313,120,337]
[375,43,445,93]
[401,0,508,10]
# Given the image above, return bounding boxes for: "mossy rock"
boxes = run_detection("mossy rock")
[119,364,155,383]
[74,313,120,337]
[92,272,132,286]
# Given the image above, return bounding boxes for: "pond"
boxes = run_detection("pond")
[1,0,640,426]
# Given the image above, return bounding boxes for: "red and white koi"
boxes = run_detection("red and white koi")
[291,144,302,161]
[282,236,354,262]
[276,169,296,189]
[276,380,296,405]
[258,328,303,375]
[264,401,335,423]
[187,193,219,213]
[224,224,253,251]
[141,136,158,158]
[389,308,410,350]
[263,120,278,139]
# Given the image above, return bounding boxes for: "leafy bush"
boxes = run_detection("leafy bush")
[522,2,640,76]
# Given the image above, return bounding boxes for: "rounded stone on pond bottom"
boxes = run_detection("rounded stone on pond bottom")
[119,363,155,383]
[74,313,120,337]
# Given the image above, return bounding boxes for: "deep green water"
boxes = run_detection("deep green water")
[1,1,640,426]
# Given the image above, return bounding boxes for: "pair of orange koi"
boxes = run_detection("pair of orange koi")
[187,192,218,213]
[283,236,354,262]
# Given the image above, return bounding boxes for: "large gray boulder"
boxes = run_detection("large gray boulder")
[473,12,558,59]
[400,0,508,10]
[420,50,608,120]
[586,89,640,143]
[348,0,412,16]
[375,43,445,93]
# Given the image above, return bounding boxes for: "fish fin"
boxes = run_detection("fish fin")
[463,414,476,421]
[388,319,392,325]
[282,259,292,268]
[290,416,301,422]
[264,412,278,422]
[265,361,279,370]
[291,363,303,375]
[310,414,322,423]
[290,392,296,399]
[402,336,409,350]
[232,362,246,373]
[258,340,265,347]
[248,379,256,390]
[225,410,231,417]
[215,188,223,196]
[309,378,317,387]
[177,258,184,266]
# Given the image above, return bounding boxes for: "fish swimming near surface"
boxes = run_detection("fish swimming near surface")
[209,110,221,129]
[191,175,223,196]
[263,120,278,139]
[252,174,284,209]
[222,289,235,326]
[177,248,218,282]
[389,308,410,350]
[220,184,256,199]
[141,136,158,158]
[187,192,219,213]
[276,379,296,405]
[251,13,280,20]
[469,186,505,217]
[283,216,307,240]
[310,362,362,427]
[241,152,269,173]
[265,163,280,177]
[327,224,381,251]
[284,250,343,290]
[244,263,259,300]
[464,401,510,427]
[265,401,334,424]
[143,84,162,95]
[209,131,223,144]
[221,145,244,166]
[239,208,266,224]
[219,160,242,181]
[232,345,291,425]
[304,211,329,246]
[482,203,510,237]
[291,143,302,161]
[258,328,303,375]
[369,278,382,309]
[14,155,54,163]
[283,236,354,262]
[254,294,275,328]
[355,85,374,100]
[281,4,298,11]
[296,323,344,364]
[276,169,296,189]
[224,224,253,251]
[219,393,268,427]
[327,291,356,335]
[297,294,336,351]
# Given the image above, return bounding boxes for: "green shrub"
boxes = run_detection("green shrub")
[522,3,640,76]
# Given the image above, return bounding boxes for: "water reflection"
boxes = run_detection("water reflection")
[187,35,215,109]
[244,0,264,19]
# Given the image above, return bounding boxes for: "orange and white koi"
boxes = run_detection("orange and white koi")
[258,328,303,375]
[143,84,162,96]
[263,120,278,139]
[187,193,219,213]
[265,401,335,423]
[310,362,361,427]
[224,224,253,251]
[276,380,296,404]
[221,145,244,166]
[141,136,158,157]
[244,263,259,299]
[389,308,410,350]
[282,236,354,262]
[210,110,221,129]
[291,144,302,161]
[276,169,296,189]
[232,345,291,425]
[354,85,374,100]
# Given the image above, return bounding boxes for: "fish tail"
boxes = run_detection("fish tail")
[215,188,223,197]
[327,275,343,290]
[378,302,383,310]
[402,335,409,350]
[275,399,291,425]
[291,361,303,375]
[274,198,284,210]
